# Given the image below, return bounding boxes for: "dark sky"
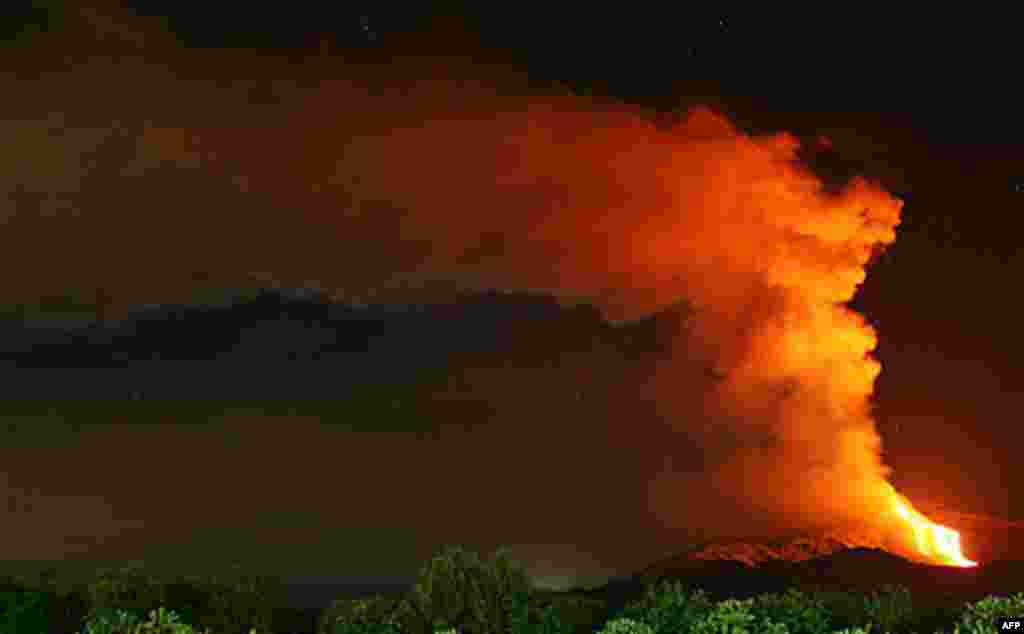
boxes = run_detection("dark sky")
[1,2,1022,598]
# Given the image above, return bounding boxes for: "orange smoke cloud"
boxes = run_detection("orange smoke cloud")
[3,44,933,557]
[149,74,908,544]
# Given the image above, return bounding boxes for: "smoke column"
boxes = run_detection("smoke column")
[153,70,905,546]
[2,35,908,550]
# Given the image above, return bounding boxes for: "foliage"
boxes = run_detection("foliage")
[521,593,607,634]
[320,623,465,634]
[398,543,538,634]
[612,580,717,634]
[80,606,215,634]
[908,600,971,634]
[604,581,919,634]
[595,617,656,634]
[144,579,219,634]
[0,587,51,634]
[954,592,1024,634]
[318,595,411,634]
[856,585,915,634]
[163,560,289,634]
[688,597,789,634]
[82,561,287,634]
[750,588,834,634]
[0,567,96,634]
[505,588,580,634]
[318,545,572,634]
[800,588,878,632]
[323,587,587,634]
[951,622,993,634]
[15,550,1024,634]
[81,606,146,633]
[84,563,171,625]
[326,618,404,634]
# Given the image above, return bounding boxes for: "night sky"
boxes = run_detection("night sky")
[1,2,1023,602]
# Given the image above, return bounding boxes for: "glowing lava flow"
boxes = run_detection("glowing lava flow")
[887,486,977,567]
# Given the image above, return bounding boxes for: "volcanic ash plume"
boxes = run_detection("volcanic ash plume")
[6,51,956,561]
[152,78,917,553]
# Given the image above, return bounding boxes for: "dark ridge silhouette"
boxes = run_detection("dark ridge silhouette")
[553,533,1024,623]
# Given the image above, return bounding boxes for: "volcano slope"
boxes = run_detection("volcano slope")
[554,531,1024,629]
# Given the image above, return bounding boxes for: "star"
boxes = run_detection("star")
[360,15,376,41]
